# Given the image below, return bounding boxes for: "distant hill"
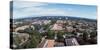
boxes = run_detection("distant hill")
[11,16,97,22]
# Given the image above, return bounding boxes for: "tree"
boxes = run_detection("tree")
[57,31,64,39]
[23,31,42,48]
[24,27,34,35]
[23,36,40,48]
[51,20,56,25]
[43,24,50,30]
[90,31,97,38]
[46,30,55,39]
[83,32,88,41]
[89,31,97,44]
[22,26,42,48]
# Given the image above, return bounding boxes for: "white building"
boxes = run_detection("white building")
[15,25,29,32]
[66,26,74,32]
[51,23,63,31]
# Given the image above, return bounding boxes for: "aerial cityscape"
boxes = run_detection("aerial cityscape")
[10,1,97,49]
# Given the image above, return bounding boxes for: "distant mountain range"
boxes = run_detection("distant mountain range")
[11,16,97,22]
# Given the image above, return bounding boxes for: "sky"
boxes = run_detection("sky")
[11,1,97,19]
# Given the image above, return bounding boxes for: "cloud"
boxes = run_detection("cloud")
[13,1,48,10]
[13,2,70,19]
[13,7,69,19]
[12,1,97,19]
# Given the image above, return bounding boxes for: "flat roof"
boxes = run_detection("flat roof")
[65,38,79,46]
